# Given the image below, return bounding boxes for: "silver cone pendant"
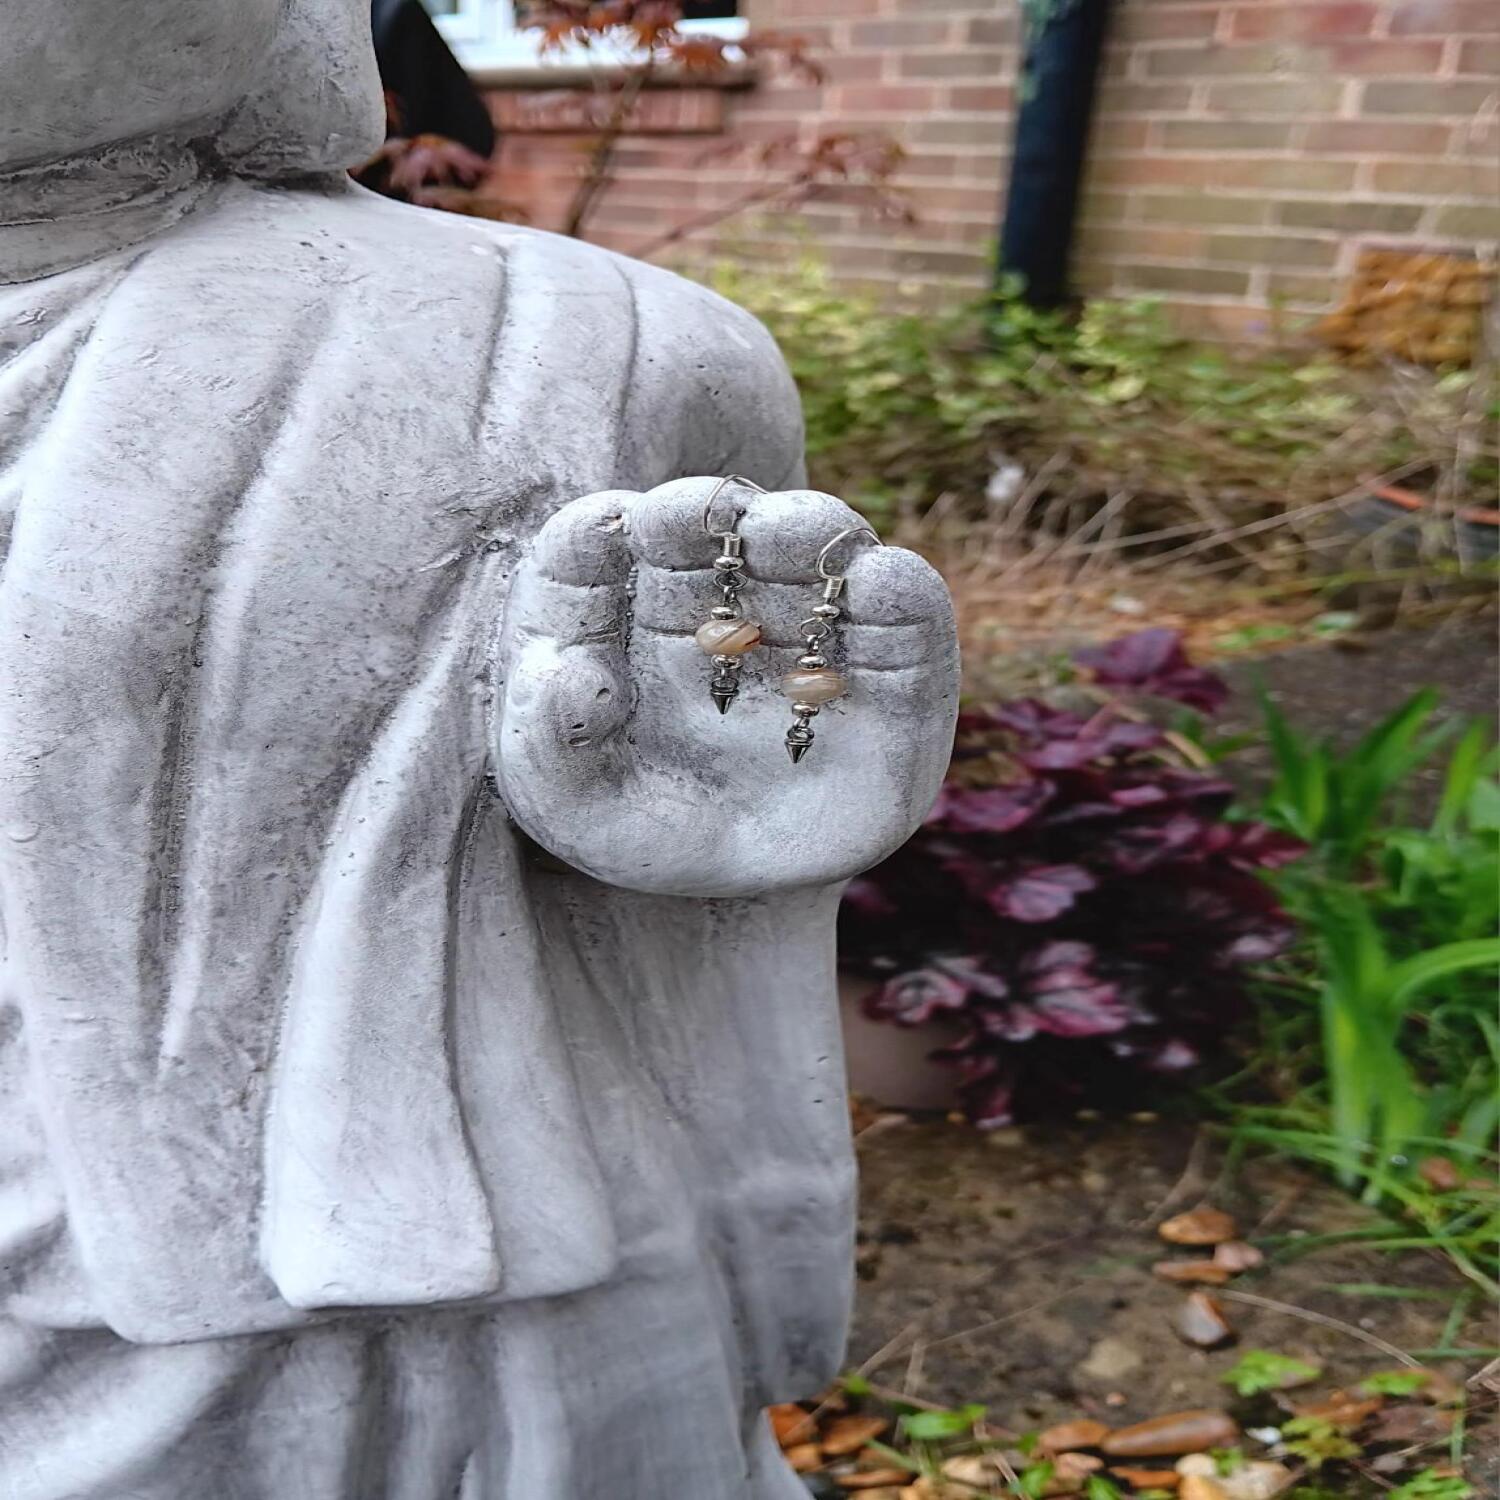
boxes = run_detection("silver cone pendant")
[785,719,816,763]
[711,680,739,715]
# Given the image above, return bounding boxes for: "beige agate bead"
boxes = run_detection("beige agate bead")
[779,668,847,705]
[694,618,762,655]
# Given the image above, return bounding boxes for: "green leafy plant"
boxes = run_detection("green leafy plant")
[1220,1349,1322,1396]
[1358,1369,1433,1397]
[1280,1416,1362,1470]
[1232,691,1500,1288]
[1389,1469,1475,1500]
[709,257,1499,574]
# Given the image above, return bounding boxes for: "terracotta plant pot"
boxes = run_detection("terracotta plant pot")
[838,974,960,1113]
[1346,483,1499,560]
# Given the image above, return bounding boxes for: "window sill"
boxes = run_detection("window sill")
[469,56,756,89]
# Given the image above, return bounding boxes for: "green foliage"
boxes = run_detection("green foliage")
[1358,1369,1432,1397]
[708,257,1494,558]
[1220,1349,1322,1396]
[901,1403,986,1440]
[1280,1416,1362,1470]
[1389,1469,1475,1500]
[1235,691,1500,1288]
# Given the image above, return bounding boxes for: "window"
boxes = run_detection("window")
[422,1,747,75]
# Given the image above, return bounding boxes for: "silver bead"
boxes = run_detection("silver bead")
[812,602,841,619]
[710,605,739,620]
[713,555,744,572]
[791,703,822,717]
[797,653,827,669]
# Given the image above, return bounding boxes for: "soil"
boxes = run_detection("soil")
[848,1114,1497,1489]
[1215,620,1500,810]
[836,625,1499,1493]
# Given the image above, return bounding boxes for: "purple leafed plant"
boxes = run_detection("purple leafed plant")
[838,629,1303,1127]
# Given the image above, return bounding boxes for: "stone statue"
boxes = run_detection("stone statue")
[0,3,959,1495]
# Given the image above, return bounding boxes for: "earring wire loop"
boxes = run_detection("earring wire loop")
[702,474,766,537]
[815,525,882,581]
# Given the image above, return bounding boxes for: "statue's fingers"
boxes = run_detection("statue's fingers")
[505,491,636,649]
[837,546,959,718]
[499,491,638,757]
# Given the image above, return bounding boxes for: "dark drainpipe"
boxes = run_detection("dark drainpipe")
[997,0,1115,307]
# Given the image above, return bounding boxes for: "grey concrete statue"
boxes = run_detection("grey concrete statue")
[0,3,959,1495]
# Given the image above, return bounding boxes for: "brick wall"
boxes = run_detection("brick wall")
[474,0,1499,339]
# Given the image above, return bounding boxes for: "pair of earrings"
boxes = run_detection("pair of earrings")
[691,476,880,764]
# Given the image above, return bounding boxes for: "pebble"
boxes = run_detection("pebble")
[1102,1410,1240,1458]
[1159,1207,1239,1246]
[1174,1291,1236,1348]
[1078,1336,1144,1382]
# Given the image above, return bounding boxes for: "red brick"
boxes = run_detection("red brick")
[1088,119,1152,151]
[1265,272,1339,307]
[909,116,1009,146]
[944,84,1017,111]
[1325,39,1445,70]
[1076,224,1208,260]
[829,83,940,112]
[1136,191,1272,226]
[1277,198,1427,231]
[899,49,1009,79]
[1363,80,1499,114]
[1144,43,1289,78]
[818,52,887,83]
[1301,120,1453,153]
[1433,204,1500,236]
[1112,6,1221,41]
[1457,38,1500,73]
[1372,159,1499,194]
[1390,0,1500,34]
[1228,3,1378,40]
[1205,80,1346,114]
[1119,262,1253,295]
[1156,120,1296,151]
[1094,81,1196,113]
[848,18,952,47]
[1204,233,1340,268]
[967,15,1018,45]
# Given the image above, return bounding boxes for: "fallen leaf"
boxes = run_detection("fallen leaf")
[1174,1292,1236,1349]
[1292,1390,1382,1430]
[1179,1475,1230,1500]
[838,1471,915,1490]
[822,1415,891,1457]
[1418,1156,1460,1191]
[1039,1418,1112,1452]
[1102,1410,1240,1457]
[769,1403,817,1446]
[1159,1207,1238,1246]
[1110,1468,1181,1491]
[786,1443,824,1473]
[942,1454,1005,1483]
[1212,1241,1264,1273]
[1153,1259,1232,1286]
[1051,1452,1105,1489]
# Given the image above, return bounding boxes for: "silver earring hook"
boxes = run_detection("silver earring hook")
[816,525,882,582]
[702,475,766,538]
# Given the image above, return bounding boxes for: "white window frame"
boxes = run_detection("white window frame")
[425,1,748,76]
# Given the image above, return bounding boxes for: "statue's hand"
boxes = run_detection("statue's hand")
[495,479,959,897]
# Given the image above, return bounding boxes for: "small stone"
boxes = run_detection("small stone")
[1039,1419,1111,1452]
[1049,1452,1105,1490]
[1174,1292,1235,1349]
[1102,1410,1240,1458]
[1110,1470,1181,1492]
[1211,1241,1264,1273]
[770,1403,817,1447]
[1080,1337,1144,1382]
[1159,1208,1238,1246]
[695,618,761,655]
[780,667,847,705]
[1291,1391,1381,1430]
[1418,1156,1460,1191]
[1153,1259,1231,1286]
[1219,1461,1295,1500]
[1176,1456,1218,1478]
[837,1471,912,1490]
[1179,1475,1230,1500]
